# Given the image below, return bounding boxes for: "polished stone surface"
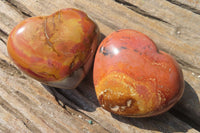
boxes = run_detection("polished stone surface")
[93,29,184,117]
[7,8,99,89]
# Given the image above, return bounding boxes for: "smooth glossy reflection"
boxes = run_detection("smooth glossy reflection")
[7,8,100,89]
[93,29,184,117]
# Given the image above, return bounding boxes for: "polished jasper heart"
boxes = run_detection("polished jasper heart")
[7,8,100,89]
[93,29,184,117]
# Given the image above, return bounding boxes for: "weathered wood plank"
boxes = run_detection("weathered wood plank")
[5,0,200,74]
[117,0,200,39]
[0,0,25,34]
[0,41,198,132]
[37,83,200,133]
[0,0,200,132]
[167,0,200,13]
[0,42,198,132]
[0,41,109,133]
[4,0,200,126]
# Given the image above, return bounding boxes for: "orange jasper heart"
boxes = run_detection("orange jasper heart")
[93,29,184,117]
[7,8,100,89]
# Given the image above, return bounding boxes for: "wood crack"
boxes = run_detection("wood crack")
[166,0,200,15]
[0,97,41,133]
[170,108,200,131]
[0,29,9,44]
[0,123,10,133]
[0,58,23,77]
[174,56,200,75]
[114,0,172,25]
[0,29,9,37]
[44,86,111,133]
[21,10,32,17]
[5,0,34,18]
[0,38,6,45]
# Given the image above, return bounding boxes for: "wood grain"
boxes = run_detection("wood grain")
[0,0,200,132]
[167,0,200,13]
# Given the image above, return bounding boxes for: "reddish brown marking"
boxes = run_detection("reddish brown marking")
[93,29,184,117]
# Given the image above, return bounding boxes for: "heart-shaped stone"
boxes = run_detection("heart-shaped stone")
[93,29,184,117]
[7,8,100,89]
